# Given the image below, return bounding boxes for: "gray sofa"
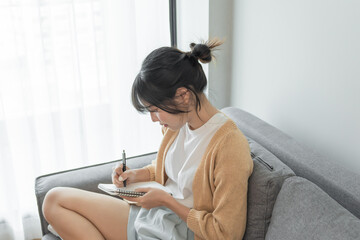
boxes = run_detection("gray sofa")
[35,107,360,239]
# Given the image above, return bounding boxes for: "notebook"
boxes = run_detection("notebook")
[98,181,172,198]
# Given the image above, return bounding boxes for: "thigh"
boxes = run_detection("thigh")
[52,187,130,240]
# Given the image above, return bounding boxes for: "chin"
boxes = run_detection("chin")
[165,125,178,131]
[169,124,186,131]
[167,126,176,131]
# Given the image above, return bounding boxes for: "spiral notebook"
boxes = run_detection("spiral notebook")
[98,181,172,198]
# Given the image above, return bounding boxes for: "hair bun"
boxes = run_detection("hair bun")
[188,38,223,63]
[189,43,211,63]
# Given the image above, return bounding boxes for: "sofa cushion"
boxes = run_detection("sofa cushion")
[265,176,360,240]
[244,138,295,240]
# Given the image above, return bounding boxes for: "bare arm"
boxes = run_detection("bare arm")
[162,194,190,222]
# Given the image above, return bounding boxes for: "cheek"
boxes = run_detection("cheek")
[159,114,174,124]
[173,115,185,126]
[156,112,167,122]
[157,113,163,120]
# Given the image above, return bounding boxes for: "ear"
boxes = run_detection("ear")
[174,87,190,106]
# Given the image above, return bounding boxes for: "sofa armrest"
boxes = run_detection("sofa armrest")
[35,152,156,236]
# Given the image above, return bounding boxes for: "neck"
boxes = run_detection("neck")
[187,94,220,130]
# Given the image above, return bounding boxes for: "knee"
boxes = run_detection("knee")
[42,187,67,223]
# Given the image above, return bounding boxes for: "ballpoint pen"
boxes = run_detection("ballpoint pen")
[122,150,127,187]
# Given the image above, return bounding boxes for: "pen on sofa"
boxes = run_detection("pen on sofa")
[122,150,127,187]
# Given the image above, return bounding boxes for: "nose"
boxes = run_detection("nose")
[150,112,158,122]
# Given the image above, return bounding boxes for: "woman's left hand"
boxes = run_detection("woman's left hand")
[122,188,171,209]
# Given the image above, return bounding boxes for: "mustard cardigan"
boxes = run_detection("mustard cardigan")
[145,118,253,240]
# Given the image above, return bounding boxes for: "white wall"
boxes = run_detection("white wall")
[176,0,209,93]
[177,0,209,51]
[208,0,234,108]
[176,0,234,108]
[231,0,360,173]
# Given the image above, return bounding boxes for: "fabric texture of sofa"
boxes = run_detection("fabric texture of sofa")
[35,107,360,239]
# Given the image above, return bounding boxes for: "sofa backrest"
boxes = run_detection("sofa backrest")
[222,107,360,219]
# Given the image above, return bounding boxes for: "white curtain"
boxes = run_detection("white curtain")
[0,0,168,239]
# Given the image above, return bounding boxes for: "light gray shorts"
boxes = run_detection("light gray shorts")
[127,205,194,240]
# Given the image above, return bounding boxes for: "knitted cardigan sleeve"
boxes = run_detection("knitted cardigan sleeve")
[144,160,156,181]
[186,131,253,240]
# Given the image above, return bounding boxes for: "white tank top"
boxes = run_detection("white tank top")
[164,112,228,208]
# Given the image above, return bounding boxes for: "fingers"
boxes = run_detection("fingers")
[112,163,129,175]
[113,173,130,188]
[111,163,131,187]
[118,171,129,182]
[112,174,123,188]
[114,165,124,176]
[134,187,150,193]
[122,196,137,201]
[122,196,141,206]
[112,170,123,188]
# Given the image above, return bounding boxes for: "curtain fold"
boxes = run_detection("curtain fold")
[0,0,169,239]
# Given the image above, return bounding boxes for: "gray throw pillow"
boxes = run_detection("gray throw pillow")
[265,176,360,240]
[244,138,295,240]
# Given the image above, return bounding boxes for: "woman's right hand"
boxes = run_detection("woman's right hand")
[111,164,138,188]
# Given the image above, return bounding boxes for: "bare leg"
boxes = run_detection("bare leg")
[42,187,130,240]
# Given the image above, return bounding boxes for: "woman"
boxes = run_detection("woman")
[42,39,253,240]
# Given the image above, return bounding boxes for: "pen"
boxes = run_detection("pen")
[122,150,127,187]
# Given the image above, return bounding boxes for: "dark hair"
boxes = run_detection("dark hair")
[131,39,223,114]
